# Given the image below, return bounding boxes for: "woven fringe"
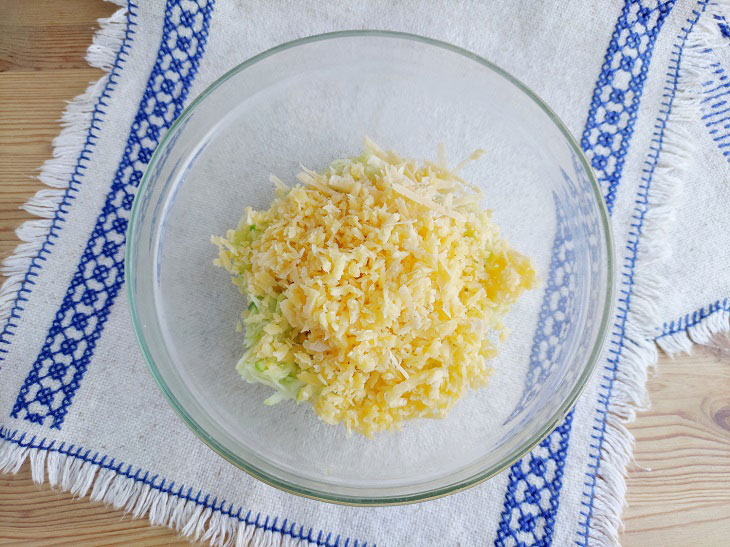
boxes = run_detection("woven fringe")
[587,4,730,546]
[0,439,314,547]
[655,7,730,356]
[0,1,127,322]
[657,309,730,354]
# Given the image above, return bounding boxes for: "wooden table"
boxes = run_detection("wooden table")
[1,2,729,545]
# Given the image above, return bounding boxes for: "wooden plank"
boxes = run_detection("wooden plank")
[0,0,118,72]
[622,344,730,546]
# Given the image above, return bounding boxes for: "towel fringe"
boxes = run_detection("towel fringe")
[587,3,730,545]
[654,8,730,358]
[0,438,318,546]
[657,308,730,354]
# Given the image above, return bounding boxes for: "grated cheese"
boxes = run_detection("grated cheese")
[212,138,535,437]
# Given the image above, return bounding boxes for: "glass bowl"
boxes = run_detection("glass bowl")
[127,31,613,505]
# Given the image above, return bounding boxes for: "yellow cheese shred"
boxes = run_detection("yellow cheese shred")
[212,138,535,437]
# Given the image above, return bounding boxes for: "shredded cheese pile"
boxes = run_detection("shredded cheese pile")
[213,138,535,436]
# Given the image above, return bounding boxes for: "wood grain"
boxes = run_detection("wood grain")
[0,2,729,545]
[622,344,730,547]
[0,464,189,545]
[0,0,116,72]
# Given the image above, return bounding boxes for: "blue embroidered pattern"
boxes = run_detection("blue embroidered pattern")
[697,19,730,160]
[499,2,676,545]
[505,147,603,429]
[0,426,368,547]
[495,412,573,547]
[578,4,708,545]
[657,297,730,339]
[495,167,586,546]
[719,18,730,38]
[700,59,730,155]
[0,4,139,361]
[11,0,215,429]
[505,193,577,425]
[581,0,676,215]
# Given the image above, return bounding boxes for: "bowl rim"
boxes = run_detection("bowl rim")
[126,29,615,506]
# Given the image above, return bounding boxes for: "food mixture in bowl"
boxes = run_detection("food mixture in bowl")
[212,138,535,437]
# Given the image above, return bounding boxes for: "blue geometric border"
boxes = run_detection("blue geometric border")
[496,412,574,546]
[10,0,214,429]
[577,3,710,544]
[504,196,577,425]
[497,2,677,545]
[581,0,676,215]
[0,3,139,362]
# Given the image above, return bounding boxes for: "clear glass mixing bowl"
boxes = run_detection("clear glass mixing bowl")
[127,31,613,505]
